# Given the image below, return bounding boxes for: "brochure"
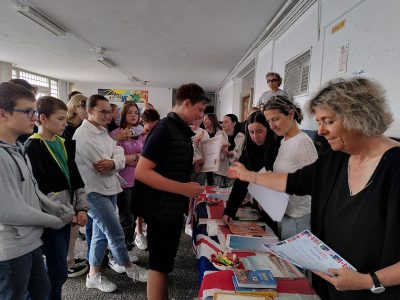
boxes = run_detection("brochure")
[264,230,357,275]
[226,234,278,252]
[228,222,267,236]
[247,167,289,222]
[241,255,304,278]
[232,276,278,297]
[200,135,224,172]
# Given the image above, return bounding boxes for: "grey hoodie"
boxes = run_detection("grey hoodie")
[0,142,73,261]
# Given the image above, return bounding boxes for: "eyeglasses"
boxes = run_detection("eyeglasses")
[267,79,279,83]
[79,101,87,108]
[93,108,112,116]
[5,108,38,118]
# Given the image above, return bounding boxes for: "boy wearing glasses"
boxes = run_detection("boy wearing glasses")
[257,72,288,108]
[0,82,73,299]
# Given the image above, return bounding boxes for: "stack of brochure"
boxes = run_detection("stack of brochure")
[231,269,277,298]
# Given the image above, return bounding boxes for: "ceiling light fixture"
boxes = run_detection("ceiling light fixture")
[16,5,66,36]
[97,55,117,68]
[128,76,140,83]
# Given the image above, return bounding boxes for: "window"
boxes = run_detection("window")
[12,68,59,98]
[284,50,311,98]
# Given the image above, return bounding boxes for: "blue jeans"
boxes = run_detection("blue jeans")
[278,213,311,240]
[85,215,93,260]
[41,225,71,300]
[0,247,50,300]
[87,192,130,267]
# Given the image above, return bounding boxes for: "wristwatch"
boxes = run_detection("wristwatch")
[369,272,385,293]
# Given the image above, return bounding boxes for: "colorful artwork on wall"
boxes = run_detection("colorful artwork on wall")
[98,89,148,104]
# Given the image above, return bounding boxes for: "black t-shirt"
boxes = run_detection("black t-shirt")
[141,123,171,165]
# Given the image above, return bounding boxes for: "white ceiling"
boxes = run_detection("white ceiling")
[0,0,287,91]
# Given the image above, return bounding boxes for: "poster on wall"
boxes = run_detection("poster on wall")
[337,41,349,75]
[98,89,149,113]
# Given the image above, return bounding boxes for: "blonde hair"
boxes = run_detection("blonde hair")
[66,94,87,120]
[306,78,393,136]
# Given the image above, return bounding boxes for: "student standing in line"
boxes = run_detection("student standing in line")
[25,96,89,299]
[133,83,209,300]
[63,94,88,140]
[263,96,318,239]
[202,113,228,186]
[133,108,161,251]
[215,113,246,188]
[8,79,39,144]
[0,82,74,300]
[191,116,210,185]
[73,94,147,293]
[109,101,144,270]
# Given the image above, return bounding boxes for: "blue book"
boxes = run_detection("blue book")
[232,276,278,297]
[233,269,277,289]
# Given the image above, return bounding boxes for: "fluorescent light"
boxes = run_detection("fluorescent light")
[128,76,140,83]
[16,6,66,37]
[97,56,117,68]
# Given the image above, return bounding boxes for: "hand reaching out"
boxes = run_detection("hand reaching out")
[181,182,205,198]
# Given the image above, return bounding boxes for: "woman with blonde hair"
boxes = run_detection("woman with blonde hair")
[229,78,400,299]
[63,94,88,140]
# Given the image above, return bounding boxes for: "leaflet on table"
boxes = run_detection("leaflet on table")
[226,234,278,252]
[200,135,224,172]
[247,167,289,222]
[264,230,357,275]
[241,254,305,278]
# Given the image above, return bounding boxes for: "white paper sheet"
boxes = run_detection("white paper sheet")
[200,135,224,172]
[264,230,357,275]
[247,167,289,222]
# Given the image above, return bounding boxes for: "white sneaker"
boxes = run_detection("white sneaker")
[134,233,148,250]
[185,224,193,237]
[125,264,148,282]
[86,273,117,293]
[128,250,139,263]
[108,258,125,273]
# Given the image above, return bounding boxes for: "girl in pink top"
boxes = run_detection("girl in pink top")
[110,102,144,251]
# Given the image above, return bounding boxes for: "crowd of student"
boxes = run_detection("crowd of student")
[1,73,400,300]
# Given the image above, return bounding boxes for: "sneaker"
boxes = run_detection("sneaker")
[86,273,117,293]
[128,250,139,263]
[134,233,148,250]
[74,257,88,267]
[184,224,193,237]
[108,258,125,273]
[125,264,148,282]
[68,263,89,278]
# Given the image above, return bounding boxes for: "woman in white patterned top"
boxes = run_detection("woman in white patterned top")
[263,95,318,239]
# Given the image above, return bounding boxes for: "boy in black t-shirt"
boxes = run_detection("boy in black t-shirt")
[133,83,209,300]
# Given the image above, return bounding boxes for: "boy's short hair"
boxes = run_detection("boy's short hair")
[8,79,37,94]
[175,83,210,105]
[0,82,35,111]
[36,96,67,124]
[142,109,160,123]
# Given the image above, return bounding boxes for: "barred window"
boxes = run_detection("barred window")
[12,68,59,98]
[284,50,311,98]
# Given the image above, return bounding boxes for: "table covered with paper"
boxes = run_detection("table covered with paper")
[191,187,320,300]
